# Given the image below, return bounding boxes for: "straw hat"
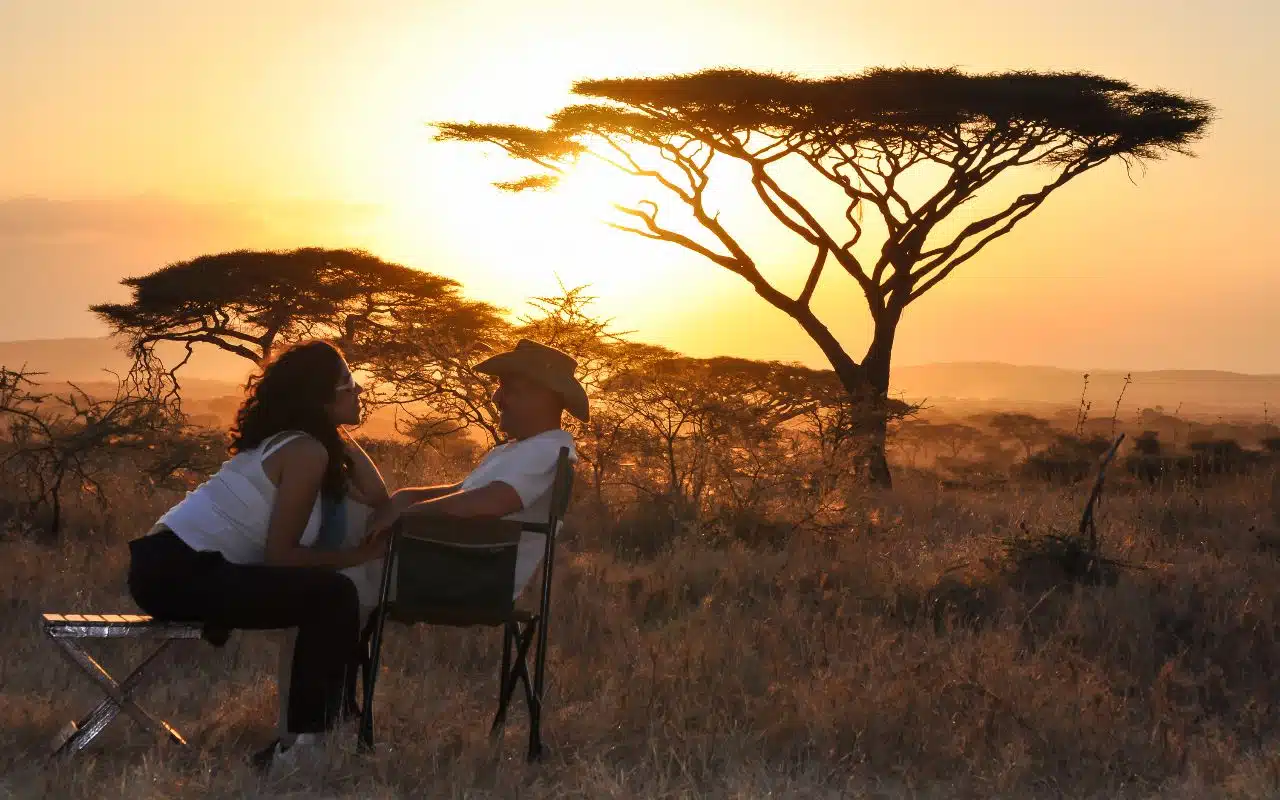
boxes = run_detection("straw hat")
[473,339,590,422]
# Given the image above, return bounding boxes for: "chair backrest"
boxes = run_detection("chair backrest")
[530,447,573,696]
[547,446,575,532]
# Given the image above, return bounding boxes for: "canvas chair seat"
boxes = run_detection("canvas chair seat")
[357,446,574,762]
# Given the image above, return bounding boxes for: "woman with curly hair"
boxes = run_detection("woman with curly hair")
[126,340,389,763]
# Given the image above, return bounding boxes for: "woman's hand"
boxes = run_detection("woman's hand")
[366,498,401,536]
[356,525,393,562]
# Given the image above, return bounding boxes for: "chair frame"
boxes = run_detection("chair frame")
[358,446,574,761]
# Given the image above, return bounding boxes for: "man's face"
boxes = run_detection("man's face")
[492,372,562,438]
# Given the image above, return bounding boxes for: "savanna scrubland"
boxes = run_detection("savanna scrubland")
[4,286,1280,799]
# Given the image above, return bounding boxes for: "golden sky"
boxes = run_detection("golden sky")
[1,0,1277,372]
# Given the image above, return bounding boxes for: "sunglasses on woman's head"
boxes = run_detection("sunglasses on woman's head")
[335,371,358,392]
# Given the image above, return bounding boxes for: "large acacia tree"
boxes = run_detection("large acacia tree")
[436,67,1212,485]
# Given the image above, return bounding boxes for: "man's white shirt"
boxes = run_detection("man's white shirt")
[460,428,577,595]
[460,429,577,524]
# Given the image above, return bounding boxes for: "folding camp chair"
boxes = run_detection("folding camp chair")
[358,446,574,762]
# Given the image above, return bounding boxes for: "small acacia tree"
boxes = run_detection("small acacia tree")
[436,67,1212,486]
[92,247,500,404]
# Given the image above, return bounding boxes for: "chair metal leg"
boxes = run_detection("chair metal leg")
[489,622,516,738]
[49,637,184,757]
[520,626,542,761]
[358,607,388,751]
[359,534,400,752]
[490,620,539,737]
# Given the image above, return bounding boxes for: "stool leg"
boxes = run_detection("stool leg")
[50,637,185,756]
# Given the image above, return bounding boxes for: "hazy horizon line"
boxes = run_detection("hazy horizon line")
[4,333,1279,380]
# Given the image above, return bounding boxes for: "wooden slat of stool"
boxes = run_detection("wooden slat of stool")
[42,613,203,639]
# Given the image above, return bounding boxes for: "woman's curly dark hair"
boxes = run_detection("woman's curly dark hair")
[229,340,351,499]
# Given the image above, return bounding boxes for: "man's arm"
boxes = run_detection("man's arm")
[391,483,464,511]
[401,482,523,520]
[365,481,469,534]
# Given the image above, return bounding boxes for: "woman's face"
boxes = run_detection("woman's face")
[325,359,364,427]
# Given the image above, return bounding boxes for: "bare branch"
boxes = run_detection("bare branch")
[749,163,878,298]
[798,246,828,308]
[609,203,740,270]
[908,159,1101,302]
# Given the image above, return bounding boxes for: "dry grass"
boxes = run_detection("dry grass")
[4,466,1280,799]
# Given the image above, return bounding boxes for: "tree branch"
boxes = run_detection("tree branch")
[908,158,1101,302]
[610,203,741,271]
[749,163,878,300]
[138,331,261,364]
[798,246,828,308]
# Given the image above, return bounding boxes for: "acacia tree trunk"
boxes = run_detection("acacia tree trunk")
[785,303,897,487]
[854,307,902,489]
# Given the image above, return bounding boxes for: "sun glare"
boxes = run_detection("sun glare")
[359,123,708,326]
[298,15,751,329]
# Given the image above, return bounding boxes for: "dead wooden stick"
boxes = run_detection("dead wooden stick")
[1080,433,1126,552]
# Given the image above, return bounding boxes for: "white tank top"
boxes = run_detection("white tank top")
[157,430,323,564]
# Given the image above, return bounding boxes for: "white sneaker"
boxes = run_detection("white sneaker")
[267,732,326,777]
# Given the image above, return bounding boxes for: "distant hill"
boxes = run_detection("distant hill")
[2,337,1278,416]
[0,336,249,398]
[891,362,1280,415]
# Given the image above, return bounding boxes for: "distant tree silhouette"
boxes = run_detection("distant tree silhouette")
[436,67,1212,486]
[1132,430,1162,456]
[928,423,986,461]
[988,412,1055,460]
[92,248,503,404]
[0,367,179,534]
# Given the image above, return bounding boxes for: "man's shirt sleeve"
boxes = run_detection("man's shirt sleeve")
[486,438,563,509]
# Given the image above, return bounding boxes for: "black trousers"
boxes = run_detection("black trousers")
[127,528,360,734]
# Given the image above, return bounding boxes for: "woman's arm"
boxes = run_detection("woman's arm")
[262,438,387,568]
[341,431,391,508]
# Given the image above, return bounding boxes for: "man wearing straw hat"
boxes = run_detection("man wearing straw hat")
[376,338,587,530]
